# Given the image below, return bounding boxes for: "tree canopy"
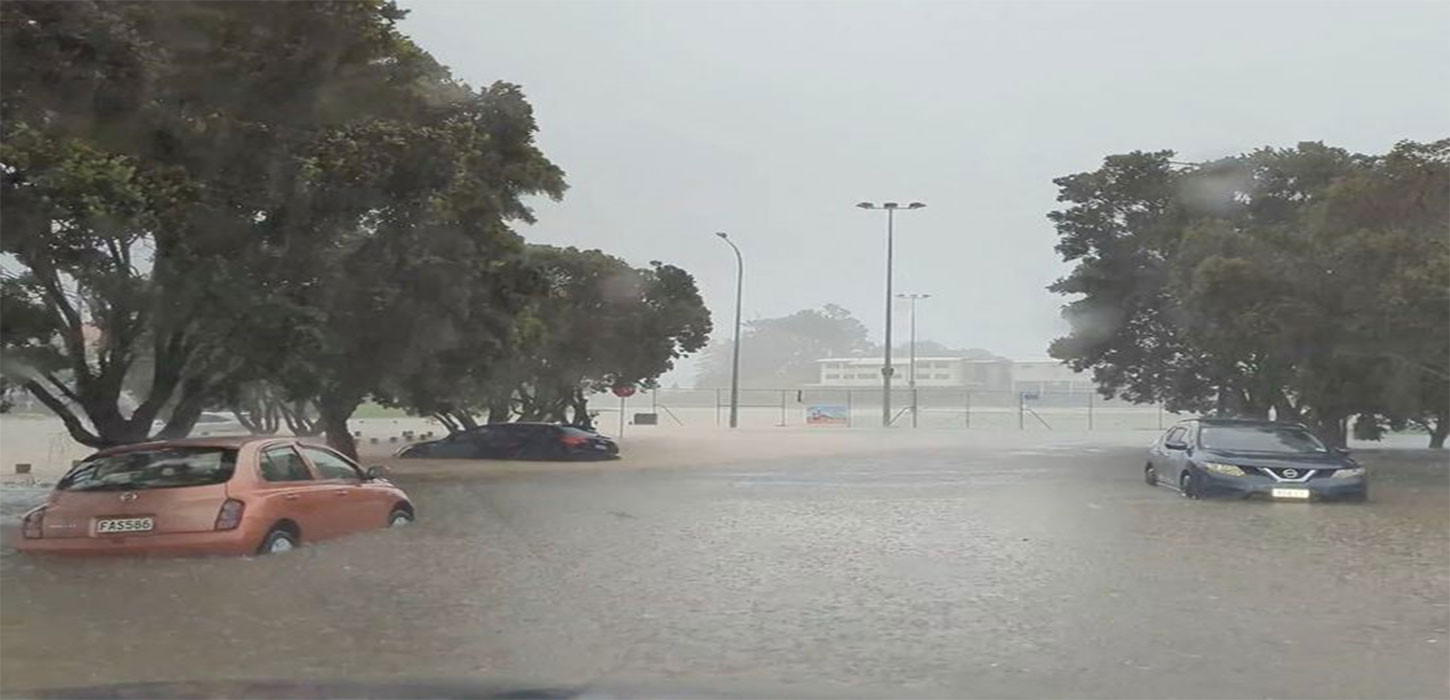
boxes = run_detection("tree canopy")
[696,304,871,388]
[0,1,710,455]
[1049,140,1449,446]
[394,245,711,432]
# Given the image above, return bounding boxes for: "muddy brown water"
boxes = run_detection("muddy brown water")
[2,434,1446,698]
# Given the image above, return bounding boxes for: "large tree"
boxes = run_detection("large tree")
[696,304,871,388]
[252,77,565,457]
[509,246,710,429]
[1045,151,1224,412]
[1048,140,1449,446]
[1,2,566,455]
[1,1,435,445]
[388,245,711,432]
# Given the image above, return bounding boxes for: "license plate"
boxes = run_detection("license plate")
[95,517,154,534]
[1271,488,1310,500]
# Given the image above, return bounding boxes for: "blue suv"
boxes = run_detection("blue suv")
[1145,418,1366,502]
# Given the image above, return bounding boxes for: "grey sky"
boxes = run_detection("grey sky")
[399,0,1449,383]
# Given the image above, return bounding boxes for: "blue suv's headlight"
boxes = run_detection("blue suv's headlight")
[1201,461,1246,477]
[1330,466,1366,479]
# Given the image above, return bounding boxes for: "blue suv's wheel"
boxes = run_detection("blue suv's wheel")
[1179,470,1199,499]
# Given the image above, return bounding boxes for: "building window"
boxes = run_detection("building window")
[934,373,949,379]
[824,374,840,380]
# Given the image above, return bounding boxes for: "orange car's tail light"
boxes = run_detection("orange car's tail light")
[21,507,45,539]
[214,499,245,530]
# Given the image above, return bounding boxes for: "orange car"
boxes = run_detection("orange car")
[15,436,414,556]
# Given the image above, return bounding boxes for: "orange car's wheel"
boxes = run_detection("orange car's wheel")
[387,507,414,528]
[258,526,298,554]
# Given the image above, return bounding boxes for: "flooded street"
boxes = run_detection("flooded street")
[2,433,1446,698]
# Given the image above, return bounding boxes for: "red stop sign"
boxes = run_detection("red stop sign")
[612,385,637,398]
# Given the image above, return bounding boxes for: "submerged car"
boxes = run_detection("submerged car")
[1145,418,1366,501]
[16,436,414,556]
[397,422,619,460]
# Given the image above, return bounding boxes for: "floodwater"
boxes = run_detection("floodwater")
[1,431,1446,698]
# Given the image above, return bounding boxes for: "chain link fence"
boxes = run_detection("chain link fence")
[594,387,1197,432]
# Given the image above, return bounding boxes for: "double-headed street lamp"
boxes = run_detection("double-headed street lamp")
[715,232,743,429]
[897,292,931,428]
[856,201,926,427]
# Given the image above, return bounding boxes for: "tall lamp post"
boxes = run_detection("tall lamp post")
[856,201,926,427]
[897,293,931,428]
[715,232,743,429]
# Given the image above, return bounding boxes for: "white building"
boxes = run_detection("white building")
[815,357,1014,391]
[814,357,1095,394]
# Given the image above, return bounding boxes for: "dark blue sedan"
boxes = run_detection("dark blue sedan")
[396,423,619,461]
[1145,418,1367,502]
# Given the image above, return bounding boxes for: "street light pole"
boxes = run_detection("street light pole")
[857,201,926,427]
[897,293,930,428]
[716,232,743,429]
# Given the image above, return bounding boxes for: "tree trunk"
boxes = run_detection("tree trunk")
[487,395,512,424]
[1430,418,1448,449]
[451,409,479,431]
[543,396,571,424]
[1309,413,1348,448]
[156,379,209,440]
[1270,394,1302,424]
[1220,388,1270,420]
[262,401,280,433]
[321,412,357,459]
[1240,391,1271,420]
[22,379,107,447]
[231,392,280,435]
[318,393,362,459]
[280,400,322,436]
[515,387,541,421]
[570,391,593,430]
[434,411,461,434]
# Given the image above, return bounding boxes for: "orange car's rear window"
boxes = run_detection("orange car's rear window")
[59,448,239,491]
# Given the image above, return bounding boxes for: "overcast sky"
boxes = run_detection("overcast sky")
[398,0,1448,383]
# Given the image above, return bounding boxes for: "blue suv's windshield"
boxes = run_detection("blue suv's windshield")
[1200,425,1328,454]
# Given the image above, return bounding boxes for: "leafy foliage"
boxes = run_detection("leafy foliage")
[0,1,599,457]
[449,246,712,430]
[1049,140,1449,446]
[1,0,453,447]
[696,304,871,388]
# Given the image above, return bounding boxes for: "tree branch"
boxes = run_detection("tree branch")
[30,264,90,381]
[22,380,104,448]
[39,372,81,405]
